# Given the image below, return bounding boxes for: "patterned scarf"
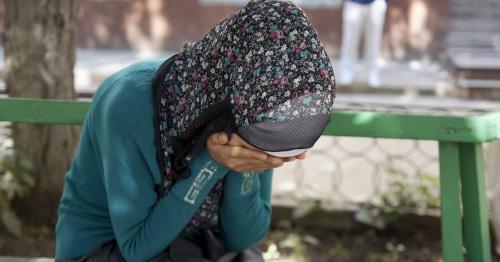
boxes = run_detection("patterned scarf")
[153,0,336,230]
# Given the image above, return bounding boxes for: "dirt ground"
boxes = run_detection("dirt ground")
[263,226,442,261]
[0,225,55,257]
[1,218,499,262]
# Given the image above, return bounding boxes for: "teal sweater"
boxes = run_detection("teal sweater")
[55,60,273,261]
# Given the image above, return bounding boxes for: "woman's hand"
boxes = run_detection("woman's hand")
[207,132,305,173]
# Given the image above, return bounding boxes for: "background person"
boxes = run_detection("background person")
[338,0,387,87]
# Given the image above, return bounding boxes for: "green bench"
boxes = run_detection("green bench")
[1,97,500,261]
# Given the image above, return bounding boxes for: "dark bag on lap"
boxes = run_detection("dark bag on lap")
[75,228,263,262]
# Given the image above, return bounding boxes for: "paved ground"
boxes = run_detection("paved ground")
[0,48,451,96]
[0,48,173,95]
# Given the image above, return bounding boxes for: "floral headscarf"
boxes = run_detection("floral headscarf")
[153,0,336,230]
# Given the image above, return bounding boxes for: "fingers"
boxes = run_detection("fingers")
[207,131,308,173]
[226,163,274,173]
[227,146,268,161]
[296,152,307,160]
[208,132,229,145]
[266,156,284,165]
[231,162,283,173]
[224,153,284,172]
[208,133,268,161]
[277,153,307,163]
[217,132,229,144]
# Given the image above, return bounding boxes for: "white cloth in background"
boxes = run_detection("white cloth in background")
[339,0,387,87]
[486,141,500,255]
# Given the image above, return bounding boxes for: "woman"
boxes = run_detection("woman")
[55,0,336,261]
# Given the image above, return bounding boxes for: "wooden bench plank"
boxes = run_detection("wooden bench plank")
[450,19,500,32]
[447,49,500,70]
[457,79,500,89]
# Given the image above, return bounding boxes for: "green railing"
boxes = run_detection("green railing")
[1,97,500,262]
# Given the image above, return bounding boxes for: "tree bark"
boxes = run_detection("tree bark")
[4,0,79,226]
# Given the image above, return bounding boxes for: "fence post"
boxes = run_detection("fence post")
[439,142,464,262]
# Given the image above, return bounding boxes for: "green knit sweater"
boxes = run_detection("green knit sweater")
[55,60,272,261]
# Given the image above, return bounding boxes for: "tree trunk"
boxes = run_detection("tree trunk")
[4,0,79,226]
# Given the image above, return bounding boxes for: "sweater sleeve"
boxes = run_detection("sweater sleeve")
[90,70,230,261]
[219,169,273,251]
